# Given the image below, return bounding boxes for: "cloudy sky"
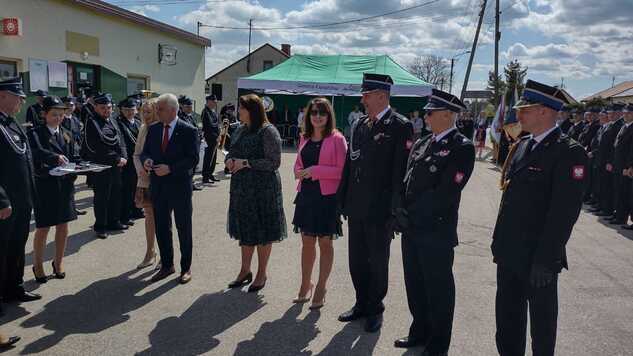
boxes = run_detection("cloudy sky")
[110,0,633,99]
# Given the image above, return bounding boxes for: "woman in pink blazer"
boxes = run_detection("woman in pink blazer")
[292,97,347,309]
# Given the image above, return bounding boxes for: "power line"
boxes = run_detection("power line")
[110,0,240,6]
[199,0,441,31]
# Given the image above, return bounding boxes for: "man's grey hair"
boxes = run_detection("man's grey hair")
[157,93,179,111]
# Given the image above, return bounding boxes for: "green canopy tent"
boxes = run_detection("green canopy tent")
[237,54,433,130]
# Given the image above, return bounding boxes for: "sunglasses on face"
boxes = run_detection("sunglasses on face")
[310,109,328,117]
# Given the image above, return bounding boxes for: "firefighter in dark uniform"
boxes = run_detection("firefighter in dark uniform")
[580,107,601,205]
[84,93,128,238]
[557,106,573,134]
[201,94,220,183]
[336,73,413,333]
[0,78,41,314]
[26,89,47,127]
[566,107,585,142]
[610,103,633,226]
[116,98,143,225]
[178,95,202,190]
[80,89,98,127]
[598,103,625,219]
[393,89,475,355]
[61,96,87,216]
[492,80,588,356]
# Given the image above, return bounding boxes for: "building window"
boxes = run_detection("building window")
[127,75,148,95]
[0,60,18,81]
[263,60,274,71]
[211,83,223,101]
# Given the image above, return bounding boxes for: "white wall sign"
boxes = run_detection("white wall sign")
[29,58,48,92]
[48,61,68,88]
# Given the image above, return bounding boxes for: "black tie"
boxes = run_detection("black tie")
[524,138,537,158]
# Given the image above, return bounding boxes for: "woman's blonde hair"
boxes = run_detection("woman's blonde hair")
[140,98,159,125]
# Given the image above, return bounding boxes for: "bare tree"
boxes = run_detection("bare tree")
[407,55,450,90]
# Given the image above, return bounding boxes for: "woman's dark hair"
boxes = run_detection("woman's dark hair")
[302,97,337,139]
[238,94,268,132]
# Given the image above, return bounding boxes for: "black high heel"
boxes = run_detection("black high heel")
[52,261,66,279]
[228,272,253,288]
[32,267,48,284]
[247,278,267,293]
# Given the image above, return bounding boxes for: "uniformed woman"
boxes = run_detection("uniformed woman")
[28,96,80,283]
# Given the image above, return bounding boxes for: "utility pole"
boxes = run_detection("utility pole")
[247,19,253,73]
[197,21,201,36]
[449,58,454,94]
[494,0,500,104]
[461,0,487,101]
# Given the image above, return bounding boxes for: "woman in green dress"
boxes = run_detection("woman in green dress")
[226,94,286,293]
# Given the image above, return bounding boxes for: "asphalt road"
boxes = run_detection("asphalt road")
[2,150,633,355]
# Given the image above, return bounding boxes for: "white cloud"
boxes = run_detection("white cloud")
[129,4,161,16]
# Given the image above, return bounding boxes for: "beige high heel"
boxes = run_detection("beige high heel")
[137,252,157,269]
[293,283,314,303]
[310,288,327,310]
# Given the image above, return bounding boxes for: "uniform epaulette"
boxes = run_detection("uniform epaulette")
[390,112,409,124]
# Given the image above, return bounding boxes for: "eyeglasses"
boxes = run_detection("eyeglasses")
[310,109,328,117]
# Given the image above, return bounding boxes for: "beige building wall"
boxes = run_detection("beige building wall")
[0,0,207,109]
[206,45,288,108]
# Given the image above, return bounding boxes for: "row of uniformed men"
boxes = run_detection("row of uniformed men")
[337,74,586,356]
[559,102,633,227]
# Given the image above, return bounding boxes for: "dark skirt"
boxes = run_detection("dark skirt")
[292,182,342,239]
[33,175,77,228]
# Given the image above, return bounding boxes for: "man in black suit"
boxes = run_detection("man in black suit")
[26,89,47,127]
[492,80,587,356]
[201,94,220,183]
[337,73,413,333]
[394,89,475,356]
[0,78,42,315]
[61,96,87,216]
[116,99,143,225]
[567,108,585,142]
[557,107,573,134]
[141,93,198,284]
[609,103,633,225]
[596,105,623,217]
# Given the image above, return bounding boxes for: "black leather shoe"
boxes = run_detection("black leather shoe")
[193,184,203,191]
[421,351,447,356]
[122,220,135,226]
[228,272,253,288]
[95,230,108,239]
[622,224,633,230]
[202,178,212,184]
[595,211,611,217]
[107,223,129,231]
[394,336,424,348]
[5,291,42,303]
[0,336,20,350]
[150,267,175,283]
[610,219,626,225]
[52,261,66,279]
[338,307,365,322]
[364,314,383,333]
[211,176,220,182]
[75,209,87,216]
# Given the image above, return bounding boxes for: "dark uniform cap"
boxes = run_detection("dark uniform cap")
[624,103,633,113]
[94,93,113,105]
[602,105,610,114]
[76,96,86,104]
[360,73,393,93]
[423,88,467,113]
[588,106,601,113]
[612,102,625,112]
[34,89,48,97]
[178,95,193,106]
[206,94,217,101]
[225,102,235,110]
[514,80,569,111]
[0,77,26,98]
[61,96,76,104]
[42,96,68,111]
[119,98,137,109]
[560,105,572,113]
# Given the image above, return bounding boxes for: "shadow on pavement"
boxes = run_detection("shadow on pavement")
[233,304,319,356]
[317,322,380,356]
[18,269,176,354]
[136,288,265,355]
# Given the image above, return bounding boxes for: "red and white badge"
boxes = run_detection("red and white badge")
[572,165,585,180]
[454,171,465,184]
[406,140,413,150]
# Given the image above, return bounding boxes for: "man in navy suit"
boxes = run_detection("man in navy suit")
[141,93,198,284]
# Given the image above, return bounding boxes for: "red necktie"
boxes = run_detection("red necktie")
[161,124,170,153]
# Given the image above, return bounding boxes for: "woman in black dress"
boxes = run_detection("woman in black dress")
[226,94,286,293]
[28,96,79,283]
[291,98,347,309]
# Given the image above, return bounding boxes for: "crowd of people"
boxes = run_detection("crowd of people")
[0,73,592,356]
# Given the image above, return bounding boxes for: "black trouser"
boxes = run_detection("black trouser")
[591,159,601,203]
[92,166,122,230]
[348,218,392,316]
[584,156,594,201]
[202,138,218,180]
[120,165,141,222]
[402,234,455,353]
[615,173,631,221]
[600,169,615,214]
[0,206,31,300]
[152,185,193,273]
[495,264,558,356]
